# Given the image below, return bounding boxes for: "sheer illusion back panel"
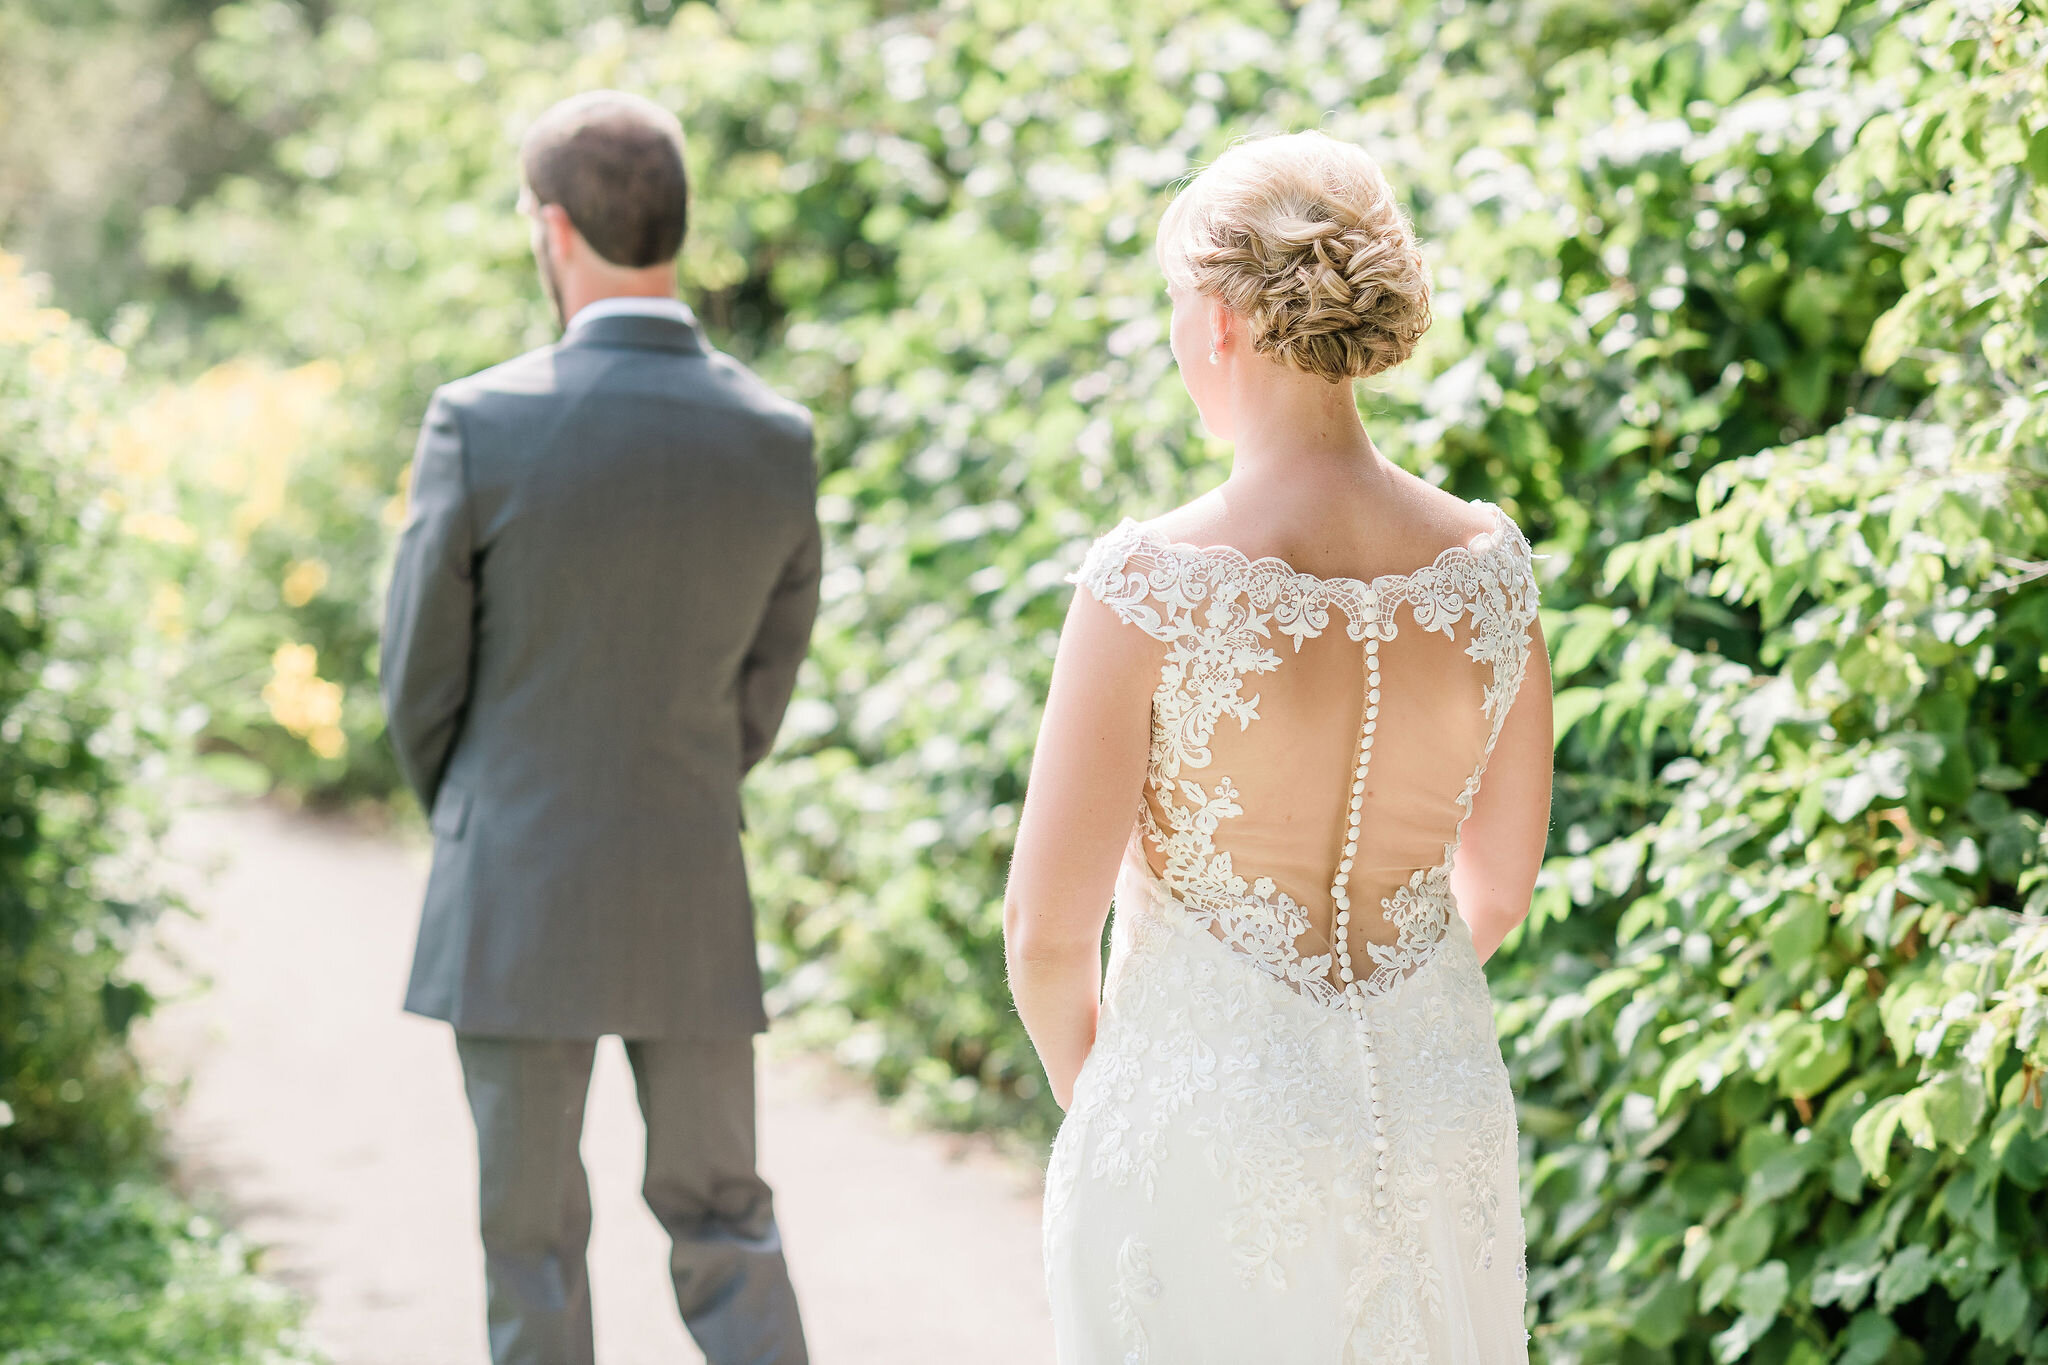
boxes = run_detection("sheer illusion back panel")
[1137,614,1490,968]
[1078,500,1539,1005]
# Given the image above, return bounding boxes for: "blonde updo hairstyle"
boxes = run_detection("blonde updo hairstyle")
[1159,131,1432,383]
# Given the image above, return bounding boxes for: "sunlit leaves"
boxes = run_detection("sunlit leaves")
[91,0,2048,1357]
[0,254,172,1168]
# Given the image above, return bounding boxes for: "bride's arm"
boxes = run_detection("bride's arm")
[1004,587,1159,1111]
[1449,615,1555,962]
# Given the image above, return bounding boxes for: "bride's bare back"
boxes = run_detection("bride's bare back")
[1084,480,1542,1006]
[1009,468,1553,1026]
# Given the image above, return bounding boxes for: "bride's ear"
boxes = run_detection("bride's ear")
[1207,297,1237,362]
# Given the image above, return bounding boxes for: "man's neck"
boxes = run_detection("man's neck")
[558,268,678,320]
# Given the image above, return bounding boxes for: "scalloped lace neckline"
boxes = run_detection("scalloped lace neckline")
[1107,497,1512,599]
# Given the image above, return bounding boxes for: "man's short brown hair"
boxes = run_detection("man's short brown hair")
[520,91,688,268]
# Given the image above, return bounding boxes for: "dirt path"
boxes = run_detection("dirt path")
[136,798,1054,1365]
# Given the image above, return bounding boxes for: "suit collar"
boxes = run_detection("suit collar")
[560,309,708,356]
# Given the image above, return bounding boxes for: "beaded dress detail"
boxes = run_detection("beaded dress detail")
[1042,498,1540,1363]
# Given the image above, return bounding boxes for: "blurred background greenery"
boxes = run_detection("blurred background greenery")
[3,0,2046,1360]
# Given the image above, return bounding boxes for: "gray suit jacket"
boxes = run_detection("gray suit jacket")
[381,307,820,1039]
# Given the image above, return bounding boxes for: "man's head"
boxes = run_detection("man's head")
[516,91,689,327]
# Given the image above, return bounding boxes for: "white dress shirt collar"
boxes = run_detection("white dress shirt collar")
[564,294,697,334]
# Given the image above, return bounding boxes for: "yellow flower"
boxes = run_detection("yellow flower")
[28,339,71,381]
[0,256,50,344]
[115,357,344,548]
[270,641,317,681]
[281,559,330,608]
[211,358,342,541]
[106,423,169,481]
[149,584,187,642]
[262,641,346,747]
[122,510,197,546]
[85,342,125,379]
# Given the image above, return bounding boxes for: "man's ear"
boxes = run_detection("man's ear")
[539,202,579,264]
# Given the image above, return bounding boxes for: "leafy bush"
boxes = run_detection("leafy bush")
[0,0,271,347]
[89,0,2048,1358]
[1500,6,2048,1359]
[0,1164,320,1365]
[0,252,164,1167]
[0,253,319,1362]
[107,353,402,799]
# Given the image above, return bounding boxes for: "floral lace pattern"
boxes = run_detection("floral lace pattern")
[1110,1238,1163,1363]
[1071,499,1539,1009]
[1042,499,1540,1362]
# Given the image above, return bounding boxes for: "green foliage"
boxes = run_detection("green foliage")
[0,258,166,1167]
[0,0,266,350]
[57,0,2048,1358]
[1501,6,2048,1359]
[108,353,404,799]
[0,258,318,1361]
[0,1163,321,1364]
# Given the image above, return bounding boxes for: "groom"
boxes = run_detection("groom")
[381,90,819,1365]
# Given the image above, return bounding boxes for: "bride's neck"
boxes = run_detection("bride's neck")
[1219,366,1382,489]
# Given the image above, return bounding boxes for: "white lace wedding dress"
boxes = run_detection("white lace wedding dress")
[1042,498,1541,1363]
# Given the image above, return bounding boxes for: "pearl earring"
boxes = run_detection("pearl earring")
[1209,347,1221,365]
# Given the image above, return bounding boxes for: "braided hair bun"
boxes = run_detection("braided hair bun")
[1159,131,1432,383]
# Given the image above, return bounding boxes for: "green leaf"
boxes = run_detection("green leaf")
[1812,1252,1882,1311]
[1797,0,1845,36]
[1736,1259,1790,1320]
[2001,1124,2048,1190]
[1629,1270,1693,1347]
[1979,1264,2030,1343]
[1552,687,1607,746]
[1702,1260,1742,1313]
[1876,1244,1935,1311]
[1767,898,1830,968]
[1721,1201,1776,1270]
[1853,1095,1905,1179]
[1776,1020,1854,1098]
[1837,1310,1899,1365]
[1711,1311,1773,1363]
[2028,125,2048,182]
[1748,1144,1817,1201]
[1921,1070,1988,1149]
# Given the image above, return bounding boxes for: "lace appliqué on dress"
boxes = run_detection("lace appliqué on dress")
[1045,498,1539,1364]
[1067,499,1541,1010]
[1111,1238,1164,1363]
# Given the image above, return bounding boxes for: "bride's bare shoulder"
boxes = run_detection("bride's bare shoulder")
[1133,491,1331,563]
[1387,466,1501,545]
[1119,473,1501,574]
[1065,470,1525,690]
[1128,491,1232,550]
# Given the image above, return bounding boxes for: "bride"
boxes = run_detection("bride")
[1003,130,1553,1362]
